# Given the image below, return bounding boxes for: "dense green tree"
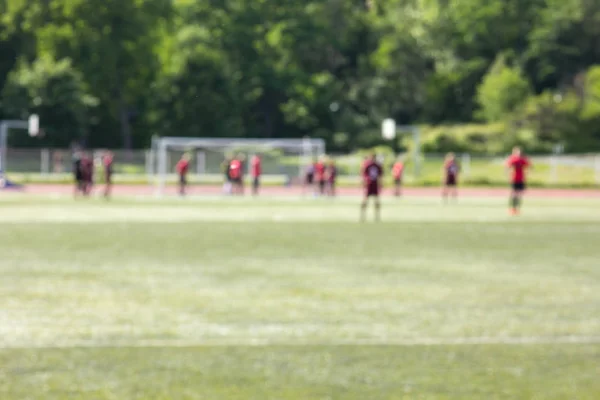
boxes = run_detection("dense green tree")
[1,56,97,147]
[0,0,599,152]
[477,55,532,122]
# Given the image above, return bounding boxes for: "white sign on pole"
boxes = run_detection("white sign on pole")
[382,118,396,140]
[28,114,39,137]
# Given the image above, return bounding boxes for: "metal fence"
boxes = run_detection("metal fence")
[3,148,600,185]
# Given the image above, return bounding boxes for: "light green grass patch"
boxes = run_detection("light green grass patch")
[0,198,599,399]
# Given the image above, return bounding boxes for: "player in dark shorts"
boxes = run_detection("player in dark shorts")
[360,153,383,222]
[392,159,404,197]
[326,159,337,197]
[80,153,94,196]
[176,153,190,196]
[315,158,326,196]
[103,151,114,199]
[229,155,244,195]
[506,146,532,215]
[442,152,460,202]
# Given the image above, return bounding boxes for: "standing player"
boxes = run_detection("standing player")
[229,155,244,195]
[250,154,262,196]
[360,153,383,222]
[80,152,94,197]
[392,158,404,197]
[314,157,326,196]
[103,151,114,199]
[506,146,532,215]
[325,158,337,197]
[442,152,460,202]
[176,153,190,196]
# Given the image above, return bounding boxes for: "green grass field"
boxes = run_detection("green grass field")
[1,196,599,399]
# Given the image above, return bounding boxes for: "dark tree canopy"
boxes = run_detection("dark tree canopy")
[1,0,599,153]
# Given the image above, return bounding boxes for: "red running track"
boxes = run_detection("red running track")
[2,184,599,198]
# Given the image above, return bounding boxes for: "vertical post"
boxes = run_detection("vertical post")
[595,155,600,184]
[156,140,167,196]
[41,149,50,175]
[413,128,421,178]
[461,153,471,178]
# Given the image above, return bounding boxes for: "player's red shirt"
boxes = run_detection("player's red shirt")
[506,155,530,183]
[392,162,404,179]
[444,160,459,178]
[176,159,189,175]
[362,160,383,184]
[315,162,326,181]
[251,156,261,177]
[104,155,113,168]
[229,159,242,179]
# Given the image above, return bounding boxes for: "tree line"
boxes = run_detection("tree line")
[1,0,600,153]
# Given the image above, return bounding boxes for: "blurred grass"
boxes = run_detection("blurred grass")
[0,198,599,398]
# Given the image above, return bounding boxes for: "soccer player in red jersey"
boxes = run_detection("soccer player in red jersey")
[442,152,460,202]
[80,152,94,197]
[506,146,532,215]
[176,153,190,196]
[103,151,114,199]
[392,158,404,197]
[314,158,326,196]
[325,158,337,197]
[250,154,262,196]
[229,155,244,195]
[360,153,383,221]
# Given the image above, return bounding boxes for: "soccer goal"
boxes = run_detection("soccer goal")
[152,137,326,196]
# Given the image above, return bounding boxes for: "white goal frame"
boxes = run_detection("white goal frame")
[152,137,326,195]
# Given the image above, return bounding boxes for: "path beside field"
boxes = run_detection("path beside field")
[4,183,599,198]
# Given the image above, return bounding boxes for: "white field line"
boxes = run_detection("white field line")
[2,336,600,349]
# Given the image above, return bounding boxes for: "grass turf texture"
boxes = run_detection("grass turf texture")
[1,196,599,399]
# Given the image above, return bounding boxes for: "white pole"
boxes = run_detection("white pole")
[41,149,50,175]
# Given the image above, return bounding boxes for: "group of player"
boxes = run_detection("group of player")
[108,146,531,217]
[175,152,263,197]
[72,149,114,198]
[358,146,531,220]
[304,158,338,197]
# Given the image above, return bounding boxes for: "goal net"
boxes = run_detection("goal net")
[152,137,326,195]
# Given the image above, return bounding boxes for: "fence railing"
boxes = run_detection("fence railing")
[3,148,600,185]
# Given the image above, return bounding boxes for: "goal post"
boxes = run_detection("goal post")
[152,137,326,196]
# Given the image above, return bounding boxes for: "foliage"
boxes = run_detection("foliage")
[1,56,97,147]
[477,55,532,122]
[0,0,600,152]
